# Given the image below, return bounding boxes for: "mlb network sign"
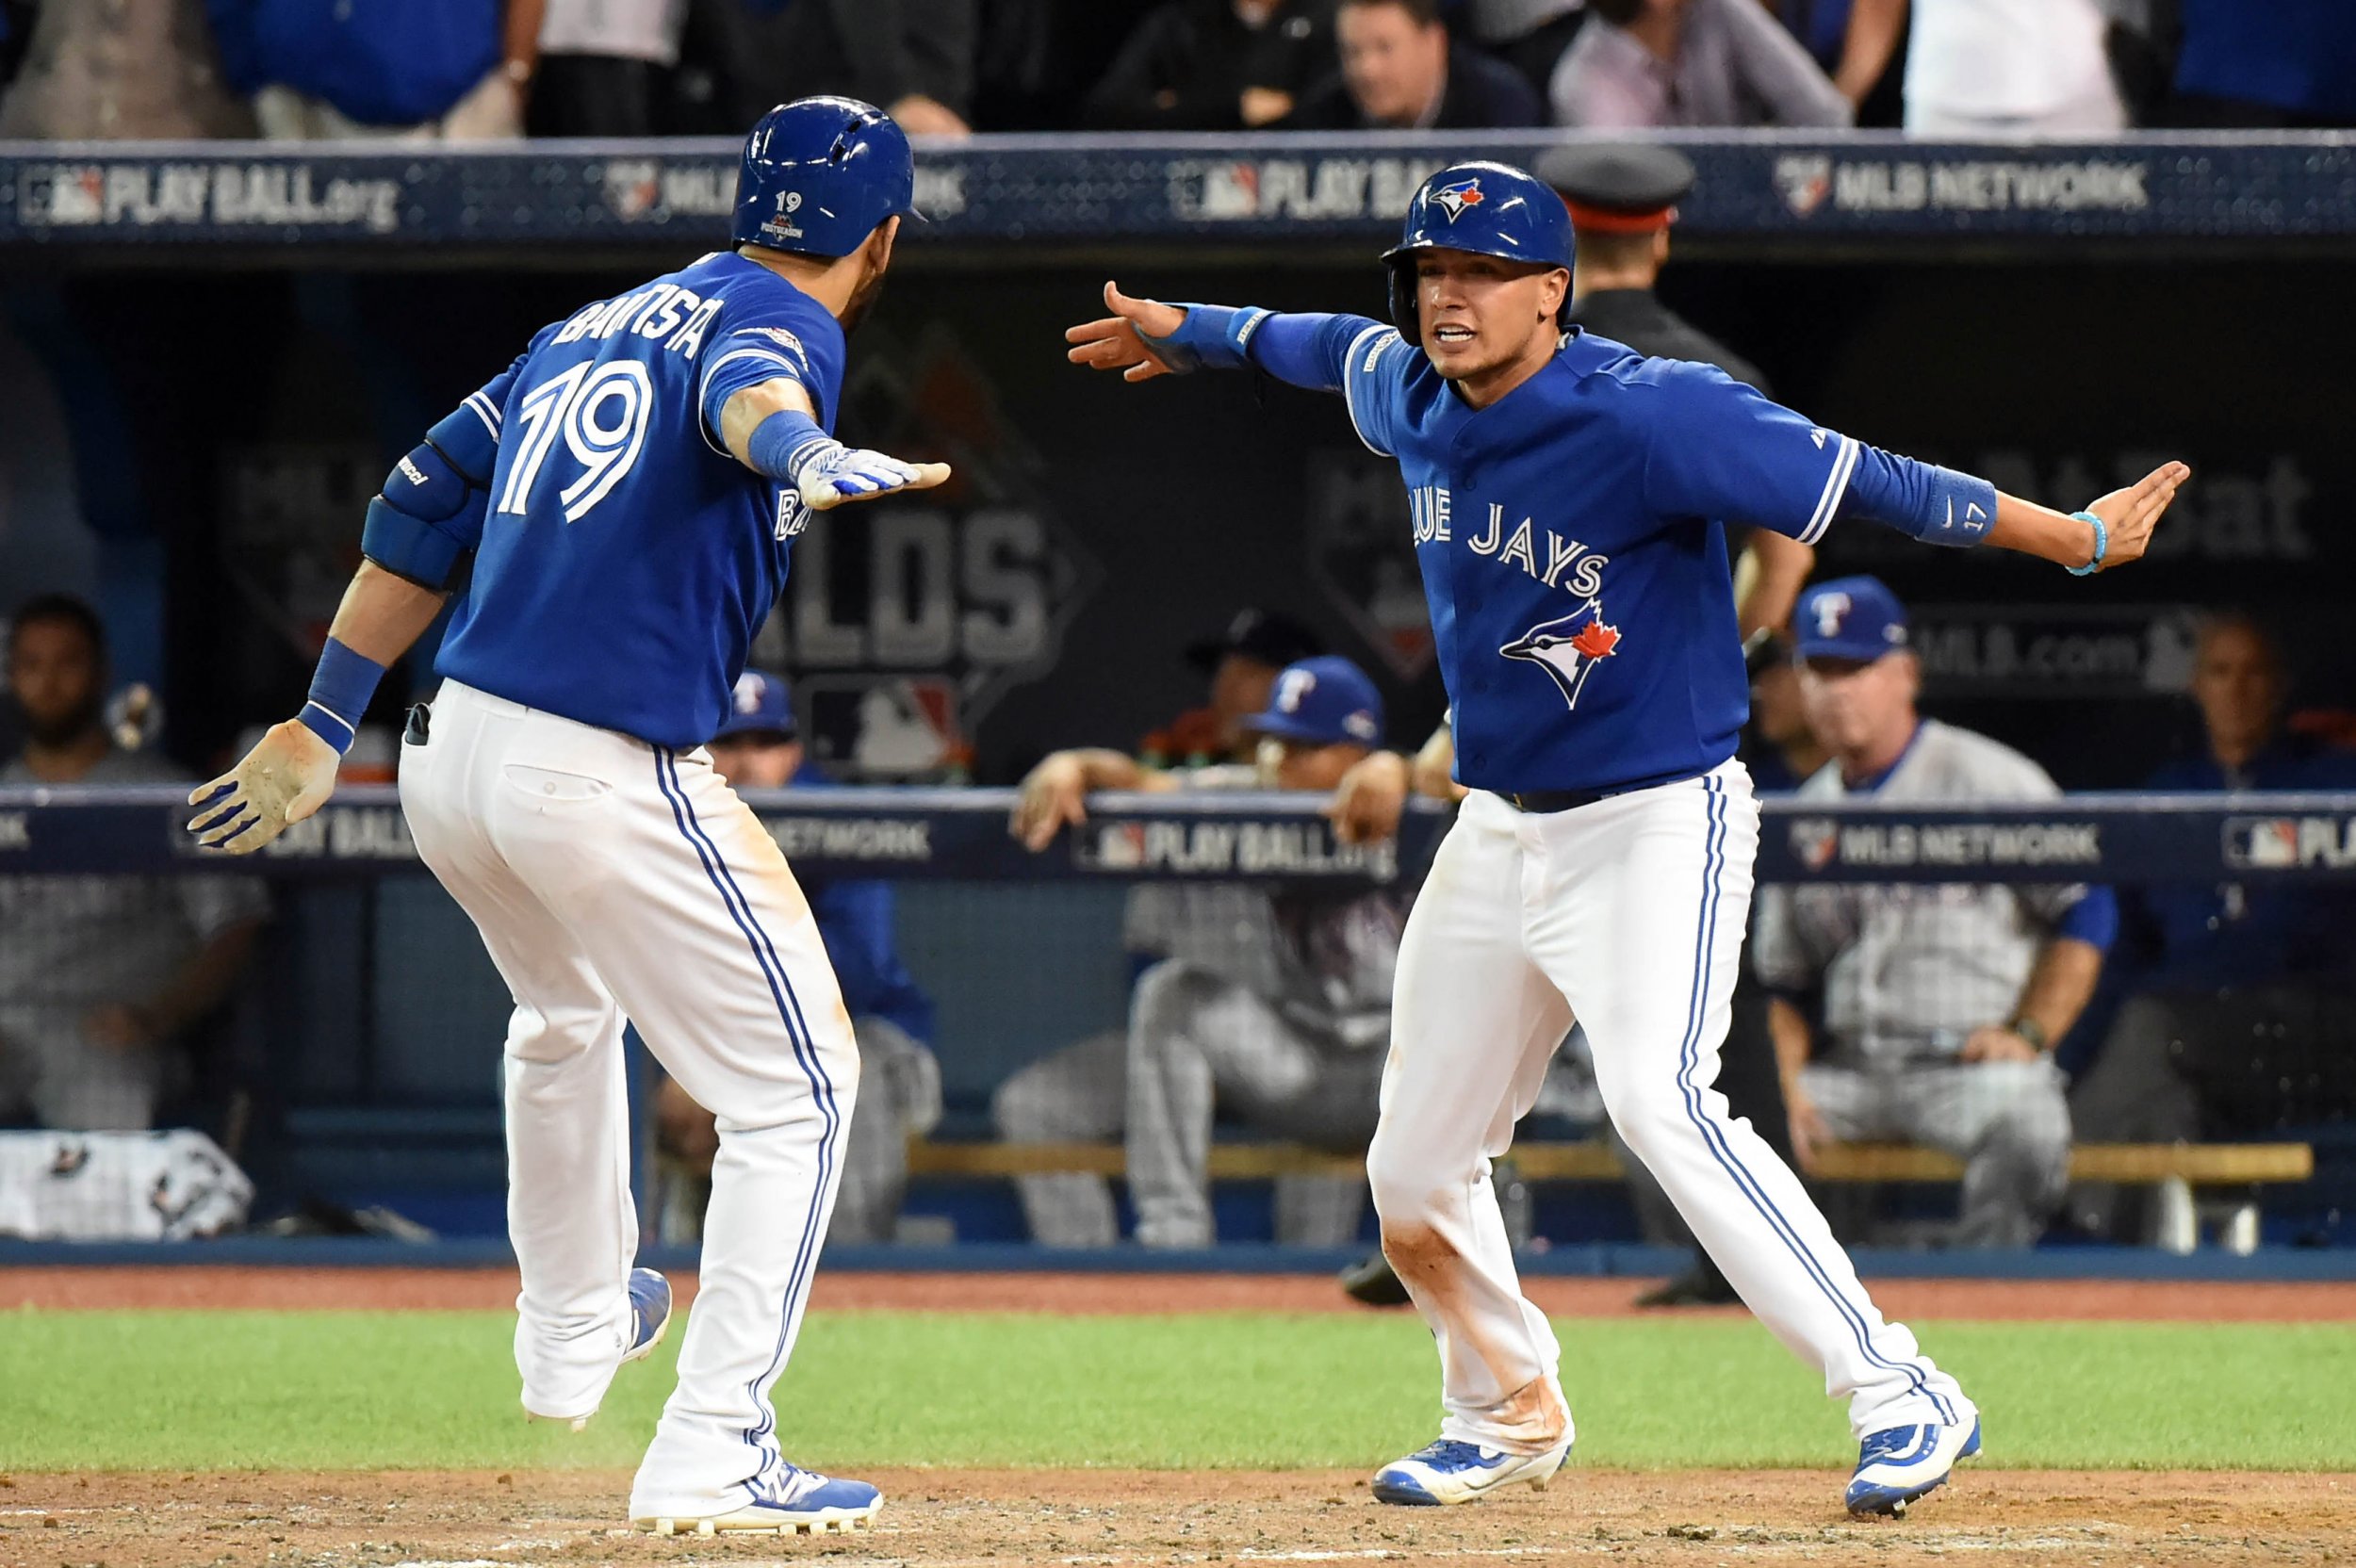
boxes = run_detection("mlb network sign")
[1787,817,2102,873]
[2222,815,2356,871]
[1772,154,2149,219]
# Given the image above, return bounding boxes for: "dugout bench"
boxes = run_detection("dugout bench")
[908,1139,2315,1255]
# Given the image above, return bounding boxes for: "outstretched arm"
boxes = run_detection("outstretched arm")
[1065,281,1387,394]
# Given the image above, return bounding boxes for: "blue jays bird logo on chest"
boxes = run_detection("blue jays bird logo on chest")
[1430,178,1485,221]
[1501,599,1623,710]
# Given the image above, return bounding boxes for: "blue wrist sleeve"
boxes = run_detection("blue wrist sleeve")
[1147,303,1271,373]
[297,637,387,754]
[2055,886,2119,952]
[745,408,834,484]
[1839,445,2001,547]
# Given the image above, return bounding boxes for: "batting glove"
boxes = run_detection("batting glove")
[789,440,951,513]
[187,719,340,854]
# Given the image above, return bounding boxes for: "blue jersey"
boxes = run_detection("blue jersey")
[1251,316,1867,796]
[434,252,846,747]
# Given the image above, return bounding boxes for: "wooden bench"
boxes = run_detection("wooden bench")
[909,1138,2313,1252]
[908,1138,2315,1185]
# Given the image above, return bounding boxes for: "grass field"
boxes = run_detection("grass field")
[8,1307,2353,1474]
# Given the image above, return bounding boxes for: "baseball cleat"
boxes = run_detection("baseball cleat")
[1845,1417,1982,1517]
[524,1266,673,1430]
[1371,1436,1572,1506]
[634,1466,883,1536]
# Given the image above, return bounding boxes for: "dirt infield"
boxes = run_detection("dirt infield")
[9,1265,2356,1321]
[2,1466,2348,1568]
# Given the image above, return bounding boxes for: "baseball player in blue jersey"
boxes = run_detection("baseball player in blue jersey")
[1066,161,2188,1517]
[183,98,948,1537]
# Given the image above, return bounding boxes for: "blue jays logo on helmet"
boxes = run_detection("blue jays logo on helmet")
[1501,599,1623,711]
[1383,161,1577,339]
[1429,177,1485,222]
[732,96,919,258]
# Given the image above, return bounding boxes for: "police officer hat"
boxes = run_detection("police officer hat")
[1534,143,1695,233]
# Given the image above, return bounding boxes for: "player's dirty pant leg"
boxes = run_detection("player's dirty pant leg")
[1375,798,1575,1452]
[400,697,639,1422]
[1530,767,1971,1438]
[1898,1062,2072,1248]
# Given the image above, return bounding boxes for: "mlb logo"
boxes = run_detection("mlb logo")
[1790,818,1841,872]
[602,159,662,222]
[1774,155,1833,219]
[2222,817,2299,869]
[1085,823,1148,872]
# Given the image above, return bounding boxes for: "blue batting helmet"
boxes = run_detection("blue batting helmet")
[1382,161,1577,338]
[732,96,917,257]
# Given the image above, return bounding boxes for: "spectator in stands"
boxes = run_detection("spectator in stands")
[1752,579,2118,1248]
[1143,608,1326,769]
[1830,0,2125,135]
[2067,613,2356,1239]
[528,0,687,137]
[1082,0,1334,131]
[0,0,254,137]
[1549,0,1851,129]
[651,671,941,1245]
[685,0,977,138]
[1000,656,1402,1249]
[1287,0,1541,129]
[2163,0,2356,129]
[1464,0,1587,102]
[0,596,268,1131]
[210,0,537,139]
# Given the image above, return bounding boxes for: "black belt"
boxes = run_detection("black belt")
[1505,789,1611,814]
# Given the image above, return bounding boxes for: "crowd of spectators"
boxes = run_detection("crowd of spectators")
[3,0,2352,139]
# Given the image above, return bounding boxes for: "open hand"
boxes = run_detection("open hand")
[2085,461,2190,570]
[187,719,340,854]
[795,444,952,512]
[1010,753,1089,851]
[1065,282,1188,383]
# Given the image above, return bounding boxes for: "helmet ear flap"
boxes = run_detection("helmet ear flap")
[1387,254,1419,339]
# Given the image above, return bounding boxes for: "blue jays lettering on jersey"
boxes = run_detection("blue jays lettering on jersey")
[434,252,846,747]
[1336,319,1859,795]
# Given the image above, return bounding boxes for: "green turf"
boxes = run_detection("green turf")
[3,1308,2349,1472]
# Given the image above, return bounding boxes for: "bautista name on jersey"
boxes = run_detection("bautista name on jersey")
[1160,306,1999,799]
[414,251,847,748]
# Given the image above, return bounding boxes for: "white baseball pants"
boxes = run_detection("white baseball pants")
[1372,763,1971,1451]
[401,680,859,1514]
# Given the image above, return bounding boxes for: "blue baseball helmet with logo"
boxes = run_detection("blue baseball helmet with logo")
[732,96,918,257]
[1383,161,1577,338]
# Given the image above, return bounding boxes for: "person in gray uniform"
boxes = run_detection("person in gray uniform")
[1001,655,1404,1248]
[1751,578,2119,1248]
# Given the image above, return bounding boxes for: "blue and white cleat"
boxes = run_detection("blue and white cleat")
[634,1464,883,1536]
[1371,1437,1573,1507]
[1845,1418,1982,1517]
[524,1267,673,1432]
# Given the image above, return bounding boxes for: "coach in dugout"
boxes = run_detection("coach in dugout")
[1004,655,1405,1248]
[652,670,941,1245]
[1751,579,2119,1248]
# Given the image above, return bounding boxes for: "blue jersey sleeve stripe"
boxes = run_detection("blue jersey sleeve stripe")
[1800,434,1858,546]
[1340,324,1396,458]
[699,347,802,398]
[463,392,501,438]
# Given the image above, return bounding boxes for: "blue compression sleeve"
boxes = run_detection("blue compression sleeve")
[1837,445,2001,547]
[1151,305,1364,392]
[2055,886,2119,952]
[297,637,387,754]
[744,407,834,483]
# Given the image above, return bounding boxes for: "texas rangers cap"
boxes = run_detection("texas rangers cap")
[1793,576,1910,663]
[1185,608,1326,673]
[1534,143,1695,233]
[1241,655,1385,747]
[712,669,798,741]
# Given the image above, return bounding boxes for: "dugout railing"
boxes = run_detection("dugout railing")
[0,785,2348,1258]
